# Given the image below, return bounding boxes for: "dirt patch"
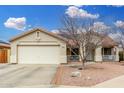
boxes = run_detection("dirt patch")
[52,62,124,87]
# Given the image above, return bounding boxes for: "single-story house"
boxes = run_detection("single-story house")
[9,28,119,64]
[0,40,10,63]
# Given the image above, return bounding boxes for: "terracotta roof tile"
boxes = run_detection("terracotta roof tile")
[101,36,117,47]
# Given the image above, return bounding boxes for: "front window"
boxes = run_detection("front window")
[71,48,79,55]
[102,48,112,55]
[67,48,79,62]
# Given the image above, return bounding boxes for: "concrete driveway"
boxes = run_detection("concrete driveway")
[0,64,57,88]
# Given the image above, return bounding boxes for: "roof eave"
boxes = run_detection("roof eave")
[9,28,68,42]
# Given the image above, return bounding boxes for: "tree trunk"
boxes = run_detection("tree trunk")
[82,60,85,69]
[78,48,86,70]
[78,55,85,70]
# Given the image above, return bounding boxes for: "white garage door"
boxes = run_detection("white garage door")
[18,45,60,64]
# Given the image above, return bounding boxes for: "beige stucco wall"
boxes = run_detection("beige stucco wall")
[10,30,67,64]
[115,46,119,61]
[94,46,102,62]
[7,49,10,63]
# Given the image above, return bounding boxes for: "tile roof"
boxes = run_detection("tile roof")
[101,36,117,47]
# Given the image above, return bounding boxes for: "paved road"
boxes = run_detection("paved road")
[0,64,57,88]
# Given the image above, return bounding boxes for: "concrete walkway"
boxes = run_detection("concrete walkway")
[93,75,124,88]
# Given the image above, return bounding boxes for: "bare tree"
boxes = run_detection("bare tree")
[114,28,124,50]
[59,16,109,69]
[111,21,124,51]
[112,25,124,61]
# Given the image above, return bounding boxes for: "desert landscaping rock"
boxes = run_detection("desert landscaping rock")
[71,71,81,77]
[85,76,92,80]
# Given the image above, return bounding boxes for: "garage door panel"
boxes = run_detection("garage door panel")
[18,45,60,64]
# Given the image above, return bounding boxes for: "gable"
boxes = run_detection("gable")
[9,28,67,43]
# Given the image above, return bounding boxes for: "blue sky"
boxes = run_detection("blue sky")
[0,5,124,41]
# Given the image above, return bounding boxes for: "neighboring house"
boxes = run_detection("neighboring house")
[9,28,119,64]
[0,40,10,63]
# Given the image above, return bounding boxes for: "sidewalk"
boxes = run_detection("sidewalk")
[93,75,124,88]
[17,84,82,88]
[17,75,124,88]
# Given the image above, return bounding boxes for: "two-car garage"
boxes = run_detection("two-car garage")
[18,45,60,64]
[10,28,67,64]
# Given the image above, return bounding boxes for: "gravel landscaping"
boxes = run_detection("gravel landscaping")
[52,62,124,87]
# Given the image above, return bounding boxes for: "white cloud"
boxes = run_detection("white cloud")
[93,22,110,31]
[28,25,32,28]
[65,6,99,19]
[114,20,124,28]
[109,33,121,39]
[51,29,59,33]
[4,17,26,30]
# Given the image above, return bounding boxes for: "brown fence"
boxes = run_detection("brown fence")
[0,49,7,63]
